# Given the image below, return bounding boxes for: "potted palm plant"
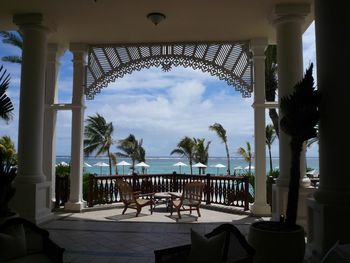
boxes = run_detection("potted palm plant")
[248,64,320,263]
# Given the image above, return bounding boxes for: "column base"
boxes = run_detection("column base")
[307,197,350,258]
[272,184,315,232]
[296,186,315,233]
[9,181,53,224]
[272,184,288,220]
[250,203,271,216]
[65,200,87,212]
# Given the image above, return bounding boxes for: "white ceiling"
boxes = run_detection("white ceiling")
[0,0,314,46]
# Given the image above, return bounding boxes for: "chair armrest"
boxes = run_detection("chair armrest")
[154,244,191,263]
[138,192,155,198]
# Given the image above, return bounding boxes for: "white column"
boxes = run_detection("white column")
[272,4,310,220]
[43,44,64,206]
[308,0,350,257]
[10,14,54,223]
[250,38,271,215]
[65,43,88,211]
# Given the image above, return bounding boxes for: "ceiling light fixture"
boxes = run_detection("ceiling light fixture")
[147,12,166,26]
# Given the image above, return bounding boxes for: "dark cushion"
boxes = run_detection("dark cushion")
[187,229,226,263]
[0,224,27,261]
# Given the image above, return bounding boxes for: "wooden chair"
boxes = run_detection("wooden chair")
[116,179,154,217]
[169,181,205,219]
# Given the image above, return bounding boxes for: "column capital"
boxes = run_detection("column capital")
[271,4,310,25]
[250,38,268,58]
[13,13,56,32]
[47,43,66,64]
[70,43,89,54]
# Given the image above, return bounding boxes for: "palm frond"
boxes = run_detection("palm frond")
[0,65,13,122]
[209,123,227,143]
[1,56,22,64]
[0,31,23,49]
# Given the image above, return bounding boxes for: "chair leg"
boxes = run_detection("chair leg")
[190,207,192,214]
[150,203,153,214]
[177,209,181,219]
[122,205,128,215]
[136,208,141,217]
[197,206,201,217]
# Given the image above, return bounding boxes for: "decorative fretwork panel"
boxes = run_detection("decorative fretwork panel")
[85,42,253,99]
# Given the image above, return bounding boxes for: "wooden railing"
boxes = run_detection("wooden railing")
[87,173,249,210]
[55,174,70,208]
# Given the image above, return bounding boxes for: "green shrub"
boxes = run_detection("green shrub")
[268,169,279,179]
[56,164,70,177]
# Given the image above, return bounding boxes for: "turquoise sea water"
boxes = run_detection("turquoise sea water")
[56,156,319,176]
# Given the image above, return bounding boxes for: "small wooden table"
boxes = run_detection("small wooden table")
[153,192,181,211]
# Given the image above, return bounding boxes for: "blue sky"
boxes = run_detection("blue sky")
[0,22,318,157]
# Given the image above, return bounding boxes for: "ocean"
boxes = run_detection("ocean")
[56,156,319,176]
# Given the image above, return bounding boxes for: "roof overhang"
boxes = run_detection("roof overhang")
[0,0,314,46]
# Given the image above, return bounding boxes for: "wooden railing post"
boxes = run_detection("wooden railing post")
[132,175,136,191]
[172,172,178,192]
[55,175,59,208]
[206,173,211,205]
[244,176,249,211]
[65,174,70,204]
[88,174,94,207]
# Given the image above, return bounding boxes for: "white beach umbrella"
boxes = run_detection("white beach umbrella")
[233,166,244,175]
[135,161,150,168]
[83,162,92,167]
[193,162,207,168]
[93,161,109,175]
[117,160,131,175]
[213,163,226,175]
[173,161,187,174]
[136,162,150,174]
[193,162,207,175]
[244,165,255,171]
[57,161,69,167]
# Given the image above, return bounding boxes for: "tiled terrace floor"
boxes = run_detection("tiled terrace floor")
[42,204,266,263]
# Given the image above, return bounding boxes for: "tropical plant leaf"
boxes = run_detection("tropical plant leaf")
[0,65,13,122]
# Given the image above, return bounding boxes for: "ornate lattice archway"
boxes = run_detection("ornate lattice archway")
[85,42,253,99]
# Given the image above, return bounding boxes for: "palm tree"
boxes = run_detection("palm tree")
[170,136,196,175]
[84,113,114,175]
[193,138,211,174]
[0,65,14,122]
[109,152,118,175]
[209,123,231,175]
[0,31,23,64]
[117,134,145,175]
[265,45,279,137]
[237,142,254,175]
[266,124,276,175]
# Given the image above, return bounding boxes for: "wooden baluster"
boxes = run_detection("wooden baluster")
[206,174,211,204]
[222,178,227,205]
[88,174,93,207]
[244,177,249,210]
